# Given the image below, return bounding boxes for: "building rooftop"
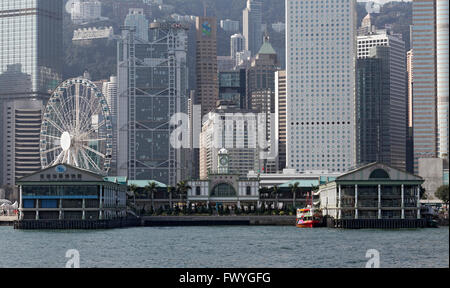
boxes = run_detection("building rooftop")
[278,179,319,188]
[257,35,276,55]
[104,177,167,188]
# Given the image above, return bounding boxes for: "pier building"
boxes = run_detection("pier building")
[318,163,424,221]
[17,164,127,221]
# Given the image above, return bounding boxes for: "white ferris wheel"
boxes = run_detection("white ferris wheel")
[40,77,113,174]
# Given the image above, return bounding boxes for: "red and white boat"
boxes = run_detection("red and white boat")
[296,192,322,228]
[296,208,322,228]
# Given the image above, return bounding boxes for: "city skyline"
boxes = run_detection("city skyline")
[0,0,448,271]
[0,0,447,199]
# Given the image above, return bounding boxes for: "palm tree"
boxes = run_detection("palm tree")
[144,181,158,211]
[127,184,139,210]
[289,182,300,208]
[258,187,269,210]
[167,186,174,209]
[176,181,191,208]
[258,187,269,199]
[272,185,279,210]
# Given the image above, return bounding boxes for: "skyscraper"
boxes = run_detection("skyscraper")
[356,47,392,167]
[69,0,102,24]
[247,36,279,110]
[219,69,247,109]
[230,33,245,63]
[124,8,149,42]
[247,36,279,173]
[275,70,287,171]
[195,16,219,117]
[357,23,407,170]
[407,50,414,129]
[243,0,262,57]
[117,21,189,185]
[286,0,356,173]
[199,102,260,179]
[0,0,63,186]
[220,19,240,33]
[103,76,118,176]
[407,49,414,173]
[436,0,448,161]
[412,0,449,172]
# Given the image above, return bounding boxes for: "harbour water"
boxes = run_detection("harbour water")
[0,226,448,268]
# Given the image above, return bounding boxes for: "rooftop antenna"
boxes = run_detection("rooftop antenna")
[203,0,207,17]
[264,27,269,42]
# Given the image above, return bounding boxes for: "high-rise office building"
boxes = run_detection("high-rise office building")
[1,99,44,186]
[117,21,189,185]
[412,0,449,172]
[286,0,356,173]
[199,102,260,179]
[124,8,149,42]
[0,0,63,186]
[231,34,245,63]
[219,70,247,109]
[217,56,235,72]
[103,76,118,176]
[69,0,102,24]
[247,36,279,110]
[436,0,448,161]
[407,50,414,128]
[247,36,279,173]
[195,16,219,117]
[356,46,396,167]
[407,49,414,173]
[358,13,376,36]
[272,22,285,33]
[412,0,437,171]
[236,50,252,69]
[357,24,407,170]
[243,0,262,57]
[275,70,287,171]
[220,19,240,33]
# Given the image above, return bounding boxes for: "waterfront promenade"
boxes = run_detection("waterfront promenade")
[12,215,297,229]
[0,216,17,226]
[141,215,297,226]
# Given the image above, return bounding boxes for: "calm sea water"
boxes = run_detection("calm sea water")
[0,226,448,268]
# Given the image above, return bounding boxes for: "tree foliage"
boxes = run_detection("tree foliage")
[435,185,449,204]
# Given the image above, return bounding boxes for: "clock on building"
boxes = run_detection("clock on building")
[217,148,229,174]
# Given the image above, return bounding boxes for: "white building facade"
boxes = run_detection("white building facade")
[102,76,118,176]
[436,0,449,160]
[286,0,357,173]
[230,33,245,63]
[70,0,102,24]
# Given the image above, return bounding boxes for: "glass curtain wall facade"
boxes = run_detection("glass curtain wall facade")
[356,54,390,165]
[219,70,247,109]
[0,0,62,186]
[412,0,437,172]
[117,22,189,186]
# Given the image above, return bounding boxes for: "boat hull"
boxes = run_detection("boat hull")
[296,219,320,228]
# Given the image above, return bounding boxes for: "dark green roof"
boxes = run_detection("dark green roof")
[257,36,276,55]
[104,177,167,188]
[127,180,167,188]
[279,179,319,188]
